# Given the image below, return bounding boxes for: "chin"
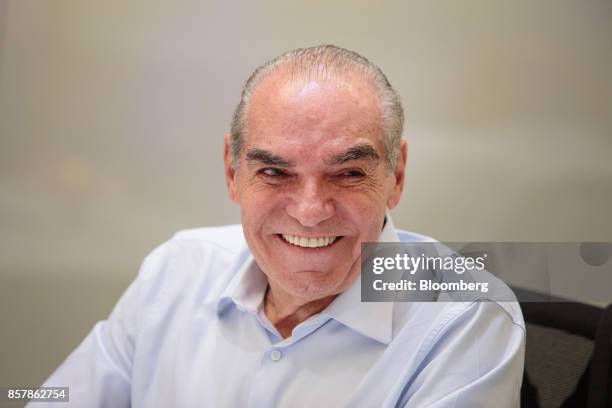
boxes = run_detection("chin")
[279,265,356,297]
[283,281,339,300]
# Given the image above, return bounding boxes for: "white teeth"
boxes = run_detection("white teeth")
[281,234,338,248]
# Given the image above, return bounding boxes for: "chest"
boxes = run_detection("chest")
[129,306,415,407]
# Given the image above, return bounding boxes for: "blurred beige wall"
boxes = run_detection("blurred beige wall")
[1,0,611,389]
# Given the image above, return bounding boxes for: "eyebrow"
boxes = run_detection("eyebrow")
[328,143,380,165]
[246,148,295,167]
[245,143,380,167]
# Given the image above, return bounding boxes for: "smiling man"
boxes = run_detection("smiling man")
[226,58,406,338]
[35,45,525,407]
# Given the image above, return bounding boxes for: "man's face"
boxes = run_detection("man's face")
[224,72,406,303]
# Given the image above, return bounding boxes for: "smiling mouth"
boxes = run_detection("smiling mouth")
[280,234,340,248]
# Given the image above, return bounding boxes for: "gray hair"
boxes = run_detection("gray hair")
[229,44,404,171]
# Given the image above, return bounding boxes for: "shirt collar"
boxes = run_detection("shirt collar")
[216,253,267,315]
[216,214,398,345]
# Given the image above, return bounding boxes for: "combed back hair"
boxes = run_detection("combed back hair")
[229,44,404,171]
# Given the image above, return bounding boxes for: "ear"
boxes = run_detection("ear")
[386,139,407,209]
[223,133,239,203]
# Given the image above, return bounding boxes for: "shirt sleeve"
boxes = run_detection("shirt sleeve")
[28,246,166,408]
[401,301,526,408]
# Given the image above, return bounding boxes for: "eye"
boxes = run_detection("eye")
[259,167,286,177]
[339,170,365,178]
[333,169,367,185]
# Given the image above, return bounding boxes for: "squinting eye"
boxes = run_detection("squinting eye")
[260,168,285,177]
[341,170,365,177]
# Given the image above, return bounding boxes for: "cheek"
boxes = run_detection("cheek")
[337,187,389,217]
[336,196,387,245]
[238,187,284,227]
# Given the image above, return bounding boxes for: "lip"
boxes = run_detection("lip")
[276,234,343,249]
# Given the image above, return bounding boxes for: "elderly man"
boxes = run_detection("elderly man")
[36,45,525,407]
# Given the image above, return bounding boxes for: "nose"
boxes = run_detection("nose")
[286,179,334,227]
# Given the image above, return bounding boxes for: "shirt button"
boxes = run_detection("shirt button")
[270,349,282,362]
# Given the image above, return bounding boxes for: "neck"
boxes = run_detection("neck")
[264,284,336,339]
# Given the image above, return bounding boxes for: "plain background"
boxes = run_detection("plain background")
[1,0,611,390]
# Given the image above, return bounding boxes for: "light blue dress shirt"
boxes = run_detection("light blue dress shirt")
[35,217,525,407]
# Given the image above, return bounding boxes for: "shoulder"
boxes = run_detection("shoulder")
[387,300,526,407]
[142,224,247,274]
[431,300,525,338]
[393,300,524,345]
[421,301,526,369]
[134,224,249,306]
[146,224,247,262]
[390,228,525,335]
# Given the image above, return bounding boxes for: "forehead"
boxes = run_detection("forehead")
[244,71,384,158]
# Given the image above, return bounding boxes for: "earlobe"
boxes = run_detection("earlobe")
[386,189,401,209]
[223,133,239,203]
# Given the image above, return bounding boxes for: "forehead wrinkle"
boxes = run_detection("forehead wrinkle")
[244,70,387,163]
